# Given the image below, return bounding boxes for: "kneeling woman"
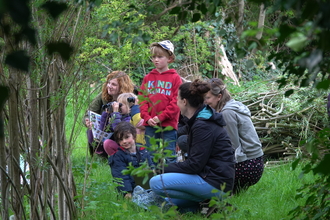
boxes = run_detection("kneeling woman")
[149,79,235,212]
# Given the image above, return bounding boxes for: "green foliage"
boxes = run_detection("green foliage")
[289,128,330,220]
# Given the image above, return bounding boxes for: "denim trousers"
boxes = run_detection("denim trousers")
[149,173,224,211]
[145,126,177,163]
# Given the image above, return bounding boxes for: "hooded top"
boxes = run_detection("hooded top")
[139,69,181,129]
[164,105,235,192]
[221,99,264,163]
[108,146,153,193]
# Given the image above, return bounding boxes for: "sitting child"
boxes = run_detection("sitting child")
[108,121,153,198]
[102,93,146,156]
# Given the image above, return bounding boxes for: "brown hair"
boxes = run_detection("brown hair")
[208,78,231,112]
[113,121,137,142]
[179,79,210,108]
[101,71,134,102]
[150,44,176,62]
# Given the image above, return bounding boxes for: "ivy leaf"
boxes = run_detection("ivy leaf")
[246,59,254,69]
[17,26,37,46]
[192,13,201,22]
[0,86,9,109]
[41,2,68,20]
[8,0,30,26]
[0,86,9,138]
[277,24,296,42]
[197,3,208,15]
[5,50,30,72]
[316,79,330,90]
[179,11,188,21]
[46,42,73,61]
[286,32,308,52]
[169,7,181,14]
[284,89,294,97]
[292,158,300,170]
[313,154,330,175]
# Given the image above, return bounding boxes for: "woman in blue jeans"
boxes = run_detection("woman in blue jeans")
[149,79,235,213]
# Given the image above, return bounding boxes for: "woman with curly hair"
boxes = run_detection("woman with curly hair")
[83,71,135,157]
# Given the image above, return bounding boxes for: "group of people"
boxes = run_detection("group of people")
[83,40,264,213]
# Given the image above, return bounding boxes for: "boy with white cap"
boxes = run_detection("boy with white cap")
[139,40,182,164]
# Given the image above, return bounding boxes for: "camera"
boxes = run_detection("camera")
[102,102,122,113]
[127,97,135,103]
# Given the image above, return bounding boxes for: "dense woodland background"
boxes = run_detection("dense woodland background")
[0,0,329,219]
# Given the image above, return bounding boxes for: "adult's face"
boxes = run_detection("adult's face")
[107,78,120,97]
[204,91,221,110]
[177,91,187,117]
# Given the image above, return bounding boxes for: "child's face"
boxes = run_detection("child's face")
[151,54,171,73]
[120,103,130,114]
[118,133,135,151]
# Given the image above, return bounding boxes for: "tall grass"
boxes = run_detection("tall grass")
[66,115,314,219]
[66,79,315,219]
[227,163,313,220]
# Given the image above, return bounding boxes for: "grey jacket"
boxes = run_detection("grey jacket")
[221,99,263,163]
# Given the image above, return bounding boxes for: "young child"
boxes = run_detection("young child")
[102,93,146,155]
[139,40,182,164]
[108,121,153,198]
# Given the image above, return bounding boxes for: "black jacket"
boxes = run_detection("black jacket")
[164,105,235,192]
[108,146,153,193]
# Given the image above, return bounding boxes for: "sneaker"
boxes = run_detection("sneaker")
[199,200,218,217]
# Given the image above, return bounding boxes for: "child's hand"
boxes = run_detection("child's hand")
[152,116,160,123]
[125,193,132,199]
[112,102,120,112]
[147,118,157,126]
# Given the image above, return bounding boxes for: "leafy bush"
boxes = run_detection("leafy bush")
[289,128,330,220]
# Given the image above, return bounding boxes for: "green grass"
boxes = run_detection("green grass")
[227,163,313,220]
[66,87,314,220]
[68,123,313,220]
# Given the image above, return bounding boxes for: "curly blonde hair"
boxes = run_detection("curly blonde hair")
[102,71,135,102]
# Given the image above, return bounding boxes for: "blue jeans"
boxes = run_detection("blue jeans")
[145,126,177,163]
[149,173,224,212]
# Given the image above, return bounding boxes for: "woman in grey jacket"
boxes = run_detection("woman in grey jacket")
[205,78,264,194]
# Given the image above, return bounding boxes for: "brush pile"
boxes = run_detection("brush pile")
[234,85,328,160]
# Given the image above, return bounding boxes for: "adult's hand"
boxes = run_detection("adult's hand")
[85,118,92,129]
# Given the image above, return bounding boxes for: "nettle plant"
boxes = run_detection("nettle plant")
[122,88,176,179]
[289,128,330,220]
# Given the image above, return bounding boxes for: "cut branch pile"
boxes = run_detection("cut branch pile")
[238,89,327,160]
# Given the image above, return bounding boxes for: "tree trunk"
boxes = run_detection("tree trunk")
[256,3,266,40]
[1,2,90,219]
[252,3,266,54]
[0,87,9,220]
[237,0,245,36]
[8,69,23,220]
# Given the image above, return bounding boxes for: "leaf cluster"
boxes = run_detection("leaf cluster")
[289,128,330,220]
